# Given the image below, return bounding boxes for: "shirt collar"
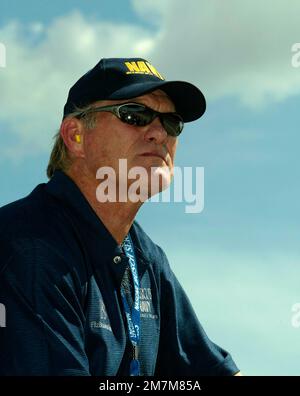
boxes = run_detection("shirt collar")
[45,170,151,275]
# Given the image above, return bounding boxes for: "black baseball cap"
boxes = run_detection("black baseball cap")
[63,58,206,122]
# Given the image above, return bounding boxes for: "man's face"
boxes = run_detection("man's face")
[80,89,178,199]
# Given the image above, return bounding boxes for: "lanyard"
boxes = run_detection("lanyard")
[121,233,141,376]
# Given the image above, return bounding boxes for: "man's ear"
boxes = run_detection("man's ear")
[60,118,85,158]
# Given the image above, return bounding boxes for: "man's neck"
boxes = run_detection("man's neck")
[66,167,142,245]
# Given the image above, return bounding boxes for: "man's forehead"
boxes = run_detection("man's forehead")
[133,90,174,107]
[146,89,169,98]
[92,89,175,109]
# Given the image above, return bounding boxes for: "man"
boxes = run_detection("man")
[0,58,240,376]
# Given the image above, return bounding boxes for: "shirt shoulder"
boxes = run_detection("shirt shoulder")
[0,183,87,283]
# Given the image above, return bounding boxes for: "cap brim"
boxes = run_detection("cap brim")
[109,80,206,122]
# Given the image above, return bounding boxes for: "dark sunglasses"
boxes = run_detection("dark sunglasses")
[78,102,184,137]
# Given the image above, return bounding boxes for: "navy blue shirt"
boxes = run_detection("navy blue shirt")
[0,171,239,376]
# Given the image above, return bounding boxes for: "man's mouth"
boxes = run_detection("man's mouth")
[140,152,168,166]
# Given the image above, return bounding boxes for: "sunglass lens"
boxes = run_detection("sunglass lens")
[161,114,184,137]
[118,104,183,136]
[118,104,152,126]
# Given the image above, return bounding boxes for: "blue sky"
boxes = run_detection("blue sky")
[1,0,300,375]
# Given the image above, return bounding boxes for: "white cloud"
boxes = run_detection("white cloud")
[133,0,300,108]
[1,1,300,161]
[0,11,156,161]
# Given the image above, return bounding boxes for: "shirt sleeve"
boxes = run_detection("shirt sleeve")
[154,247,240,376]
[0,238,90,376]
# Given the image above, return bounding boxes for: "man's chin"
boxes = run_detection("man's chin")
[150,166,172,189]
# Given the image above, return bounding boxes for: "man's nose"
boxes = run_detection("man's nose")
[143,116,168,144]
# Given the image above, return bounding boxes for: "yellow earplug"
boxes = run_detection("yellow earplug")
[75,134,81,143]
